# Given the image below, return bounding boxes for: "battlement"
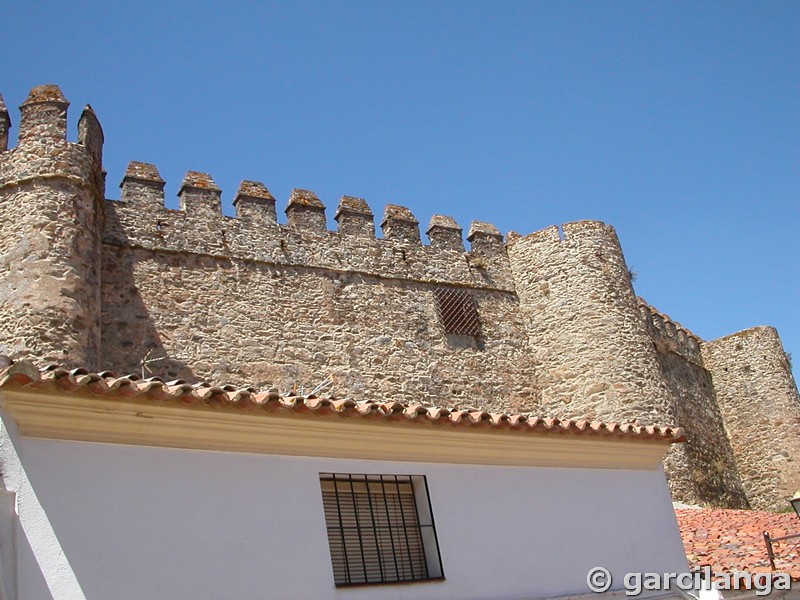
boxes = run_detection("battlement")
[704,325,785,349]
[0,85,104,193]
[108,161,514,290]
[508,220,621,246]
[638,300,703,365]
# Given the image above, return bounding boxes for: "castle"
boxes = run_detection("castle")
[1,85,798,512]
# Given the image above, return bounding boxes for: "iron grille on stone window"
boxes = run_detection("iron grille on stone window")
[433,287,481,337]
[319,473,444,587]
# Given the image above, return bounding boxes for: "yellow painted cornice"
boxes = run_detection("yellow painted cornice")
[0,388,671,470]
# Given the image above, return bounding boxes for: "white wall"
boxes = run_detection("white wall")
[0,418,687,600]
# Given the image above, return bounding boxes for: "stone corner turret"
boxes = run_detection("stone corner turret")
[702,326,800,510]
[0,85,105,369]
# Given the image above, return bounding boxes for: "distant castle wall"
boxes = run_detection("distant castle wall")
[702,327,800,511]
[2,85,799,510]
[639,302,749,508]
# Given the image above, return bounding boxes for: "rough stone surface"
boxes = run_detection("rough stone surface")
[334,196,375,238]
[17,85,69,145]
[233,180,277,226]
[177,171,221,220]
[2,84,799,510]
[0,87,103,368]
[702,327,800,510]
[640,302,749,508]
[123,161,164,183]
[120,162,166,212]
[100,194,536,411]
[506,222,675,424]
[467,220,502,241]
[381,204,421,243]
[285,189,326,232]
[426,215,463,250]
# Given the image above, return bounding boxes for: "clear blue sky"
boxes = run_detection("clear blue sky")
[4,1,798,377]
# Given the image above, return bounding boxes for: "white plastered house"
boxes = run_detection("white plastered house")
[0,362,688,600]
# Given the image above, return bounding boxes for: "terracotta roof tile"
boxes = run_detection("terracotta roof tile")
[0,361,686,444]
[676,507,800,581]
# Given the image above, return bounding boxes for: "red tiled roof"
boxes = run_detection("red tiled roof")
[676,508,800,581]
[0,361,686,443]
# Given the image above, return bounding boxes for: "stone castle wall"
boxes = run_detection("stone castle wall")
[639,302,749,508]
[100,167,538,411]
[2,85,799,510]
[703,327,800,511]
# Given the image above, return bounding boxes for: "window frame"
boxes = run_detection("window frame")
[319,472,445,588]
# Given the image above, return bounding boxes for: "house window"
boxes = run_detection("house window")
[433,287,481,337]
[319,473,444,587]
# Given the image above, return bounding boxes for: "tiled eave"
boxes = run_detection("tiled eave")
[0,362,684,470]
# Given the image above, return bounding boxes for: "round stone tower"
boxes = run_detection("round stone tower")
[702,327,800,511]
[507,221,675,424]
[0,85,105,369]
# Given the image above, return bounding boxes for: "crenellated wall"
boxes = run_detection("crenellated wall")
[101,162,538,411]
[107,165,516,291]
[638,302,749,508]
[1,84,799,510]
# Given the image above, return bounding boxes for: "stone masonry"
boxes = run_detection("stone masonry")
[703,328,800,510]
[1,85,799,510]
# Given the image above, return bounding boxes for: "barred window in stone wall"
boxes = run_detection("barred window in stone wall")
[433,288,481,337]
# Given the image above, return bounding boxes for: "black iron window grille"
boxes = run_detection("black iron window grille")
[319,473,444,587]
[433,287,481,337]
